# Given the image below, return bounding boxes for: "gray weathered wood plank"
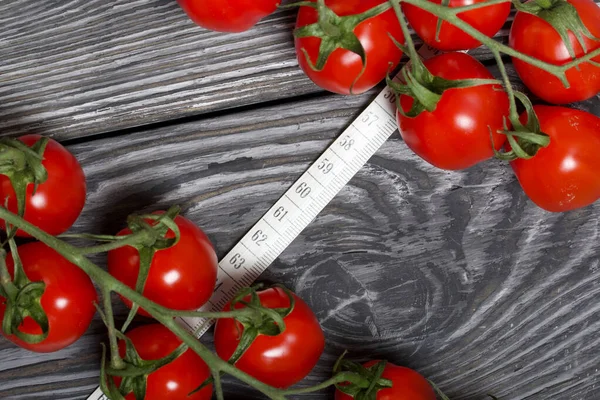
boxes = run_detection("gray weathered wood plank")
[0,0,522,140]
[0,87,598,399]
[0,0,315,139]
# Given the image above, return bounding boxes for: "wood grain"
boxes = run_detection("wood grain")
[2,1,600,398]
[0,0,313,139]
[0,0,521,141]
[0,87,598,399]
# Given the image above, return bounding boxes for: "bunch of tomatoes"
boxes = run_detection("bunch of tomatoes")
[179,0,600,213]
[0,135,437,398]
[1,0,600,399]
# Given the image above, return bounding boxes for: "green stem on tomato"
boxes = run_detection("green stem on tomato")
[161,308,261,319]
[77,230,155,255]
[213,370,225,400]
[0,251,17,299]
[562,47,600,69]
[350,1,394,23]
[389,0,419,61]
[59,233,125,242]
[492,50,521,125]
[395,0,599,87]
[280,372,371,395]
[102,288,125,371]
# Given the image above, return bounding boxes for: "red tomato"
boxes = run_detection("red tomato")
[0,242,97,353]
[108,213,218,317]
[510,105,600,212]
[295,0,405,95]
[113,324,212,400]
[0,134,86,237]
[403,0,511,51]
[177,0,280,33]
[509,0,600,104]
[214,286,325,388]
[397,52,509,170]
[335,361,437,400]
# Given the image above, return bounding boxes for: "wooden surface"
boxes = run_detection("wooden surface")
[1,1,600,399]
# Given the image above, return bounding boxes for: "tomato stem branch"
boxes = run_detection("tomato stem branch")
[389,0,418,61]
[280,372,370,395]
[162,308,262,319]
[59,233,124,242]
[562,47,600,68]
[76,230,154,255]
[102,288,125,371]
[395,0,599,86]
[0,251,17,299]
[213,370,225,400]
[492,50,520,125]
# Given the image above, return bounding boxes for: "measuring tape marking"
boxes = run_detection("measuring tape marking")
[179,84,399,335]
[181,95,398,336]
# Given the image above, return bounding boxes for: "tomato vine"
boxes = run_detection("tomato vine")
[395,0,599,86]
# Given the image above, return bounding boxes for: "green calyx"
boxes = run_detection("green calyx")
[100,332,187,400]
[192,284,296,394]
[387,55,502,118]
[291,0,393,93]
[0,137,49,218]
[333,354,393,400]
[493,92,550,161]
[0,240,49,344]
[514,0,600,58]
[226,284,295,358]
[125,206,181,250]
[121,206,182,331]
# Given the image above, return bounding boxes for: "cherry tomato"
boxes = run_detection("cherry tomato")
[295,0,405,95]
[403,0,511,51]
[177,0,280,33]
[509,0,600,104]
[113,324,212,400]
[108,213,218,317]
[0,242,97,353]
[0,134,86,237]
[214,286,325,388]
[336,361,437,400]
[397,52,509,170]
[510,105,600,212]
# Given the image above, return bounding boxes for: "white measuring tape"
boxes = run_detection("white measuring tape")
[88,45,440,400]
